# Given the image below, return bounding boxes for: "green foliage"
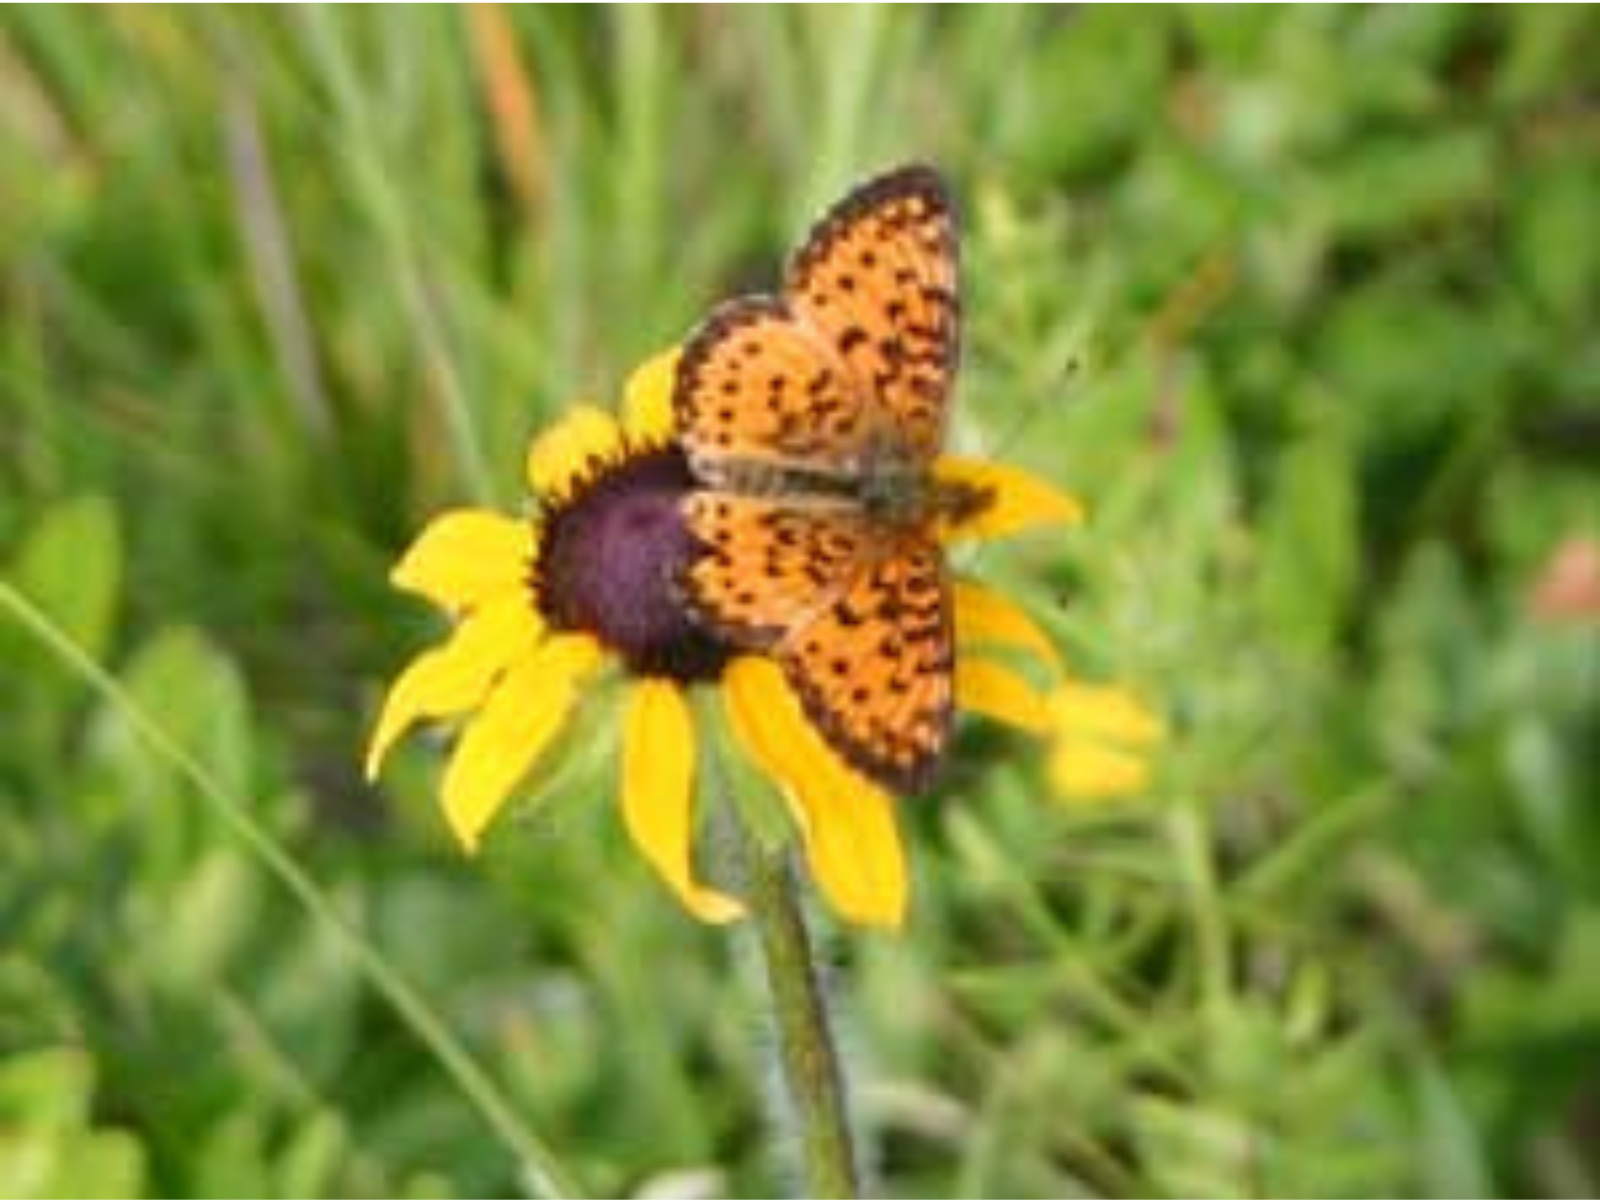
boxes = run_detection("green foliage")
[2,6,1597,1197]
[0,1048,146,1198]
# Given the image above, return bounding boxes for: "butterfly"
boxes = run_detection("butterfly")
[673,164,987,795]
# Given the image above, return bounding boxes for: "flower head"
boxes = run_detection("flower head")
[536,443,725,681]
[366,351,1162,931]
[367,352,743,922]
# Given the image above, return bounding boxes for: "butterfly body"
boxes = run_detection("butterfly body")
[705,444,964,523]
[674,165,972,794]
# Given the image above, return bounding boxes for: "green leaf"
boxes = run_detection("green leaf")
[1256,424,1360,653]
[0,1046,92,1129]
[1012,8,1170,181]
[1513,160,1600,322]
[279,1110,348,1199]
[1318,128,1495,242]
[151,846,264,992]
[0,1048,146,1200]
[9,495,121,662]
[1129,1096,1261,1198]
[1414,1059,1495,1199]
[51,1131,146,1200]
[90,625,256,804]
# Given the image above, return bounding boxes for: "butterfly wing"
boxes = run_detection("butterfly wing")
[683,492,953,793]
[675,165,964,795]
[681,491,869,648]
[675,165,960,483]
[777,533,953,794]
[785,163,960,464]
[674,297,869,489]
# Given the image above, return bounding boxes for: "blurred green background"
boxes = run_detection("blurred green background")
[2,7,1597,1197]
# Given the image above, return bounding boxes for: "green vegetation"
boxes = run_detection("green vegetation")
[3,7,1597,1196]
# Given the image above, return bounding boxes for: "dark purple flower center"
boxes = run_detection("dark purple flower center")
[535,446,730,682]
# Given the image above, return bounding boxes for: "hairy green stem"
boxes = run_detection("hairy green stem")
[739,826,861,1198]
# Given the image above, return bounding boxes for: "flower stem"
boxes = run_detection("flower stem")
[739,827,862,1198]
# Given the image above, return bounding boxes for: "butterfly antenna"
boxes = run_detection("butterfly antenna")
[954,347,1085,580]
[974,346,1086,462]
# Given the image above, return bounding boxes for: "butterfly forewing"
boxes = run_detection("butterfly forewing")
[674,297,869,488]
[785,164,960,464]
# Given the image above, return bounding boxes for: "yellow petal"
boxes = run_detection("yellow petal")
[720,659,800,806]
[440,633,601,852]
[723,657,907,929]
[524,405,623,497]
[1046,682,1166,747]
[1049,737,1151,801]
[391,510,534,611]
[935,456,1085,542]
[952,580,1065,674]
[365,595,544,779]
[621,679,744,923]
[621,348,680,444]
[954,657,1050,734]
[793,768,906,931]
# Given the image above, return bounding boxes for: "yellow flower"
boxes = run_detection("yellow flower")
[366,349,1155,931]
[368,351,744,924]
[1044,681,1167,802]
[714,503,1162,927]
[942,547,1166,809]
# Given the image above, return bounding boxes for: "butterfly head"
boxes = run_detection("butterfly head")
[854,453,992,535]
[928,473,993,530]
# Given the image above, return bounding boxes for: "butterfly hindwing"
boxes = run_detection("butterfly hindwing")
[785,164,960,464]
[681,491,869,649]
[778,535,953,794]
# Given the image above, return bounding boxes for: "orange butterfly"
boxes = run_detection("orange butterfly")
[674,164,987,794]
